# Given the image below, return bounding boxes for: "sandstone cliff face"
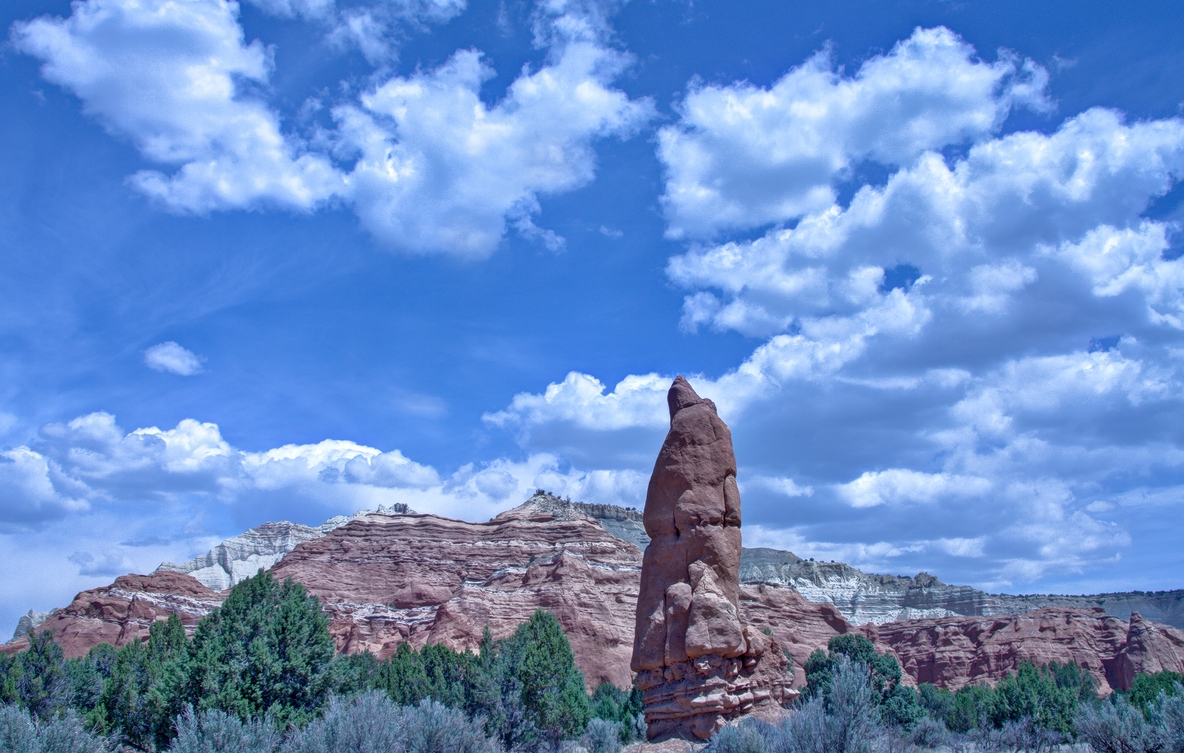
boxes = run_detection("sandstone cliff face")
[156,504,413,592]
[270,499,643,690]
[631,378,794,741]
[738,548,1184,630]
[862,607,1184,695]
[2,572,222,659]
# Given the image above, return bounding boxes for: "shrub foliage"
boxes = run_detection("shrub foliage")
[0,571,638,752]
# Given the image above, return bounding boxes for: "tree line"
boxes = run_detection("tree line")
[705,633,1184,753]
[0,570,641,752]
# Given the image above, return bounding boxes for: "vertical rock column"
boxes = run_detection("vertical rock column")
[631,377,795,741]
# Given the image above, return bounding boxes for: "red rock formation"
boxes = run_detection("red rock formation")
[864,607,1184,694]
[6,498,1183,700]
[1,571,222,658]
[632,377,795,741]
[270,502,643,690]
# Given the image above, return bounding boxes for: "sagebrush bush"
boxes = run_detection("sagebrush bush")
[750,662,881,753]
[908,715,948,749]
[284,693,500,753]
[703,718,767,753]
[765,696,829,753]
[0,704,39,753]
[282,692,404,753]
[998,717,1063,753]
[167,707,281,753]
[399,697,501,753]
[826,657,881,753]
[1075,695,1163,753]
[0,705,107,753]
[579,718,622,753]
[1153,687,1184,753]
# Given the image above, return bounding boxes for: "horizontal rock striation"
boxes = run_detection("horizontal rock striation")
[738,548,1184,630]
[866,608,1184,695]
[157,504,413,592]
[2,572,222,658]
[270,497,642,690]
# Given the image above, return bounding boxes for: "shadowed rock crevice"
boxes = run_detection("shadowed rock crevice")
[632,376,795,741]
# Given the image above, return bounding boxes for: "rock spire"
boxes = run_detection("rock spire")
[631,376,795,740]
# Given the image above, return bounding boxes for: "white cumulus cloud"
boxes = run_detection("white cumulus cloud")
[144,342,205,376]
[13,0,345,213]
[336,38,652,256]
[658,26,1050,239]
[13,0,651,257]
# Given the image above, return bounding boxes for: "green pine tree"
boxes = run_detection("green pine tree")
[515,609,592,750]
[181,569,335,727]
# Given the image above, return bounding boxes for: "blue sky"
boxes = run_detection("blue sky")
[2,0,1184,635]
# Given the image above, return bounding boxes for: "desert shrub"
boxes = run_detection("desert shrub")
[90,615,189,750]
[167,707,280,753]
[579,718,622,753]
[947,683,992,733]
[909,715,948,748]
[916,683,954,722]
[2,631,67,720]
[881,683,924,729]
[181,570,335,727]
[826,657,882,753]
[998,717,1064,753]
[588,683,642,742]
[399,697,501,753]
[0,704,38,753]
[1075,693,1163,753]
[472,611,591,750]
[764,696,829,753]
[283,691,406,753]
[326,651,381,697]
[756,659,883,753]
[372,642,476,710]
[284,692,500,753]
[515,611,592,749]
[803,634,921,729]
[703,718,768,753]
[990,660,1090,735]
[1148,686,1184,753]
[0,705,108,753]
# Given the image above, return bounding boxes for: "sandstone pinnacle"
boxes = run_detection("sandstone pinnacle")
[632,376,795,741]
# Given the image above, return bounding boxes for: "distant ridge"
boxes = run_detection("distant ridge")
[485,493,1184,630]
[13,493,1179,645]
[155,503,414,592]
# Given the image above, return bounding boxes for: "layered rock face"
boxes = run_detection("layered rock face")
[866,608,1184,694]
[632,377,794,741]
[2,572,222,658]
[7,492,1184,699]
[157,504,413,592]
[270,498,643,689]
[739,549,1184,629]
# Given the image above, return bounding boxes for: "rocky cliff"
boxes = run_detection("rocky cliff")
[737,548,1184,629]
[6,493,1184,697]
[156,504,413,592]
[3,572,223,659]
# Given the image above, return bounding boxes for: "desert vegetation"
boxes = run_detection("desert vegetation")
[0,570,641,752]
[705,634,1184,753]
